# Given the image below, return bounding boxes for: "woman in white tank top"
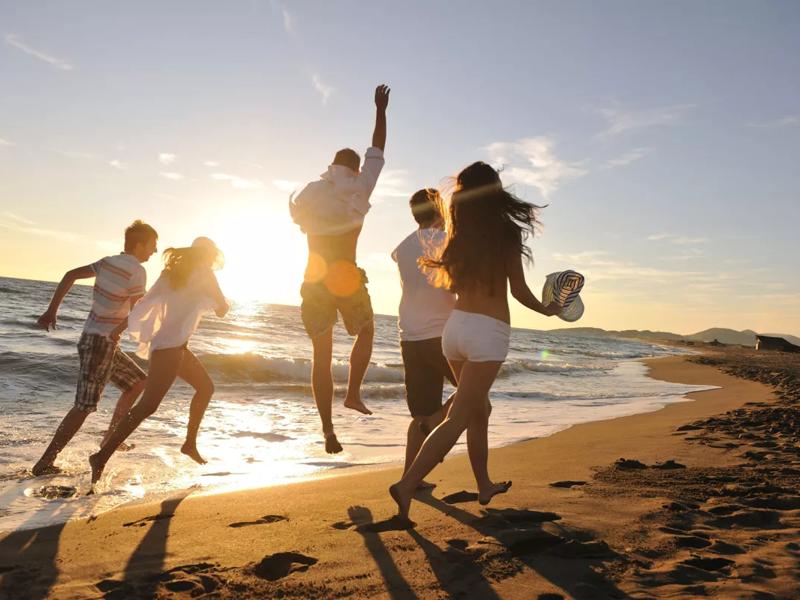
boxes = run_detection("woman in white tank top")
[90,237,230,488]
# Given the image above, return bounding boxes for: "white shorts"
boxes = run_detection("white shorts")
[441,310,511,363]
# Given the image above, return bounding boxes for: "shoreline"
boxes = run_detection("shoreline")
[2,352,796,598]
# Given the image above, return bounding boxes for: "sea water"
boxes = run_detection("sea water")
[0,276,713,531]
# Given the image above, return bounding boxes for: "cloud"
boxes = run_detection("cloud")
[311,74,334,105]
[108,159,125,170]
[53,149,97,160]
[603,147,650,168]
[372,169,413,201]
[281,6,293,33]
[0,214,82,243]
[486,137,586,199]
[203,160,220,167]
[158,153,176,165]
[597,104,692,138]
[0,137,14,147]
[5,33,74,71]
[211,173,264,190]
[160,172,184,180]
[647,233,708,245]
[746,115,800,128]
[273,179,301,193]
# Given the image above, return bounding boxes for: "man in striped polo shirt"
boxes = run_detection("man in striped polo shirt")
[31,220,158,476]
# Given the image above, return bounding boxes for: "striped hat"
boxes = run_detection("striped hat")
[542,270,585,322]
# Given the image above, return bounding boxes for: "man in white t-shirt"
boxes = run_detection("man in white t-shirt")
[391,189,456,486]
[31,220,158,476]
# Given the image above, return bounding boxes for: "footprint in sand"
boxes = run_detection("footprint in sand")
[252,552,317,581]
[228,515,288,528]
[123,513,174,527]
[33,485,77,499]
[549,480,586,488]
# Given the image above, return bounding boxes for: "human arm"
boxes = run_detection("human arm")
[371,84,390,151]
[507,252,561,317]
[108,294,144,342]
[36,265,96,331]
[208,273,230,318]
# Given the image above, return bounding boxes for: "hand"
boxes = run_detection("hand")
[374,84,390,111]
[109,328,122,343]
[36,311,57,331]
[542,302,562,317]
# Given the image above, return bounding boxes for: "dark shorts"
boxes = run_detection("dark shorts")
[75,333,146,413]
[401,337,456,418]
[300,265,373,338]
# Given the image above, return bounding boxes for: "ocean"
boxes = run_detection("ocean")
[0,276,713,532]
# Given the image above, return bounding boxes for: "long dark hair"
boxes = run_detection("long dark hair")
[423,161,543,295]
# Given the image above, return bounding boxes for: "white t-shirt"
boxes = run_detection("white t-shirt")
[83,253,147,338]
[289,147,385,235]
[127,269,219,358]
[391,229,455,342]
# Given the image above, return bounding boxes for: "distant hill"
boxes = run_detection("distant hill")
[550,326,800,347]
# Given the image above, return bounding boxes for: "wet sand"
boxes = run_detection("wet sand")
[1,350,798,599]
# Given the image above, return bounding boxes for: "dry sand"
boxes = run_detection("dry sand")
[1,353,798,599]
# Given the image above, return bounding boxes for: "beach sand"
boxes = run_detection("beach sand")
[2,351,798,599]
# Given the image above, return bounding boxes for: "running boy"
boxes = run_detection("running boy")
[31,220,158,476]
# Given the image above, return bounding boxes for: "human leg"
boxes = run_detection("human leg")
[344,320,374,415]
[102,347,148,448]
[390,360,502,519]
[90,346,185,484]
[310,328,341,453]
[100,380,145,448]
[32,407,89,475]
[176,349,214,465]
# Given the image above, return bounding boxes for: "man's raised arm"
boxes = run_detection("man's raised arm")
[372,84,390,151]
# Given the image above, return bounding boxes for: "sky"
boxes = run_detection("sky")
[1,1,798,336]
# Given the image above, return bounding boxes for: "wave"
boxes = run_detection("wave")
[499,359,611,377]
[197,352,405,384]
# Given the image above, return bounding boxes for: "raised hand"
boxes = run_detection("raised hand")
[374,84,390,111]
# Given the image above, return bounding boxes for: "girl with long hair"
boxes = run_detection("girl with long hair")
[389,162,561,521]
[90,237,230,486]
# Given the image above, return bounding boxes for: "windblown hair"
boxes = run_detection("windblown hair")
[124,220,158,252]
[423,162,543,295]
[409,188,442,226]
[161,238,223,290]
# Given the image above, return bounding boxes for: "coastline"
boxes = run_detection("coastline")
[2,352,796,599]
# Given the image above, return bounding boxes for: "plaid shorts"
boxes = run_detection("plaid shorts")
[75,333,146,413]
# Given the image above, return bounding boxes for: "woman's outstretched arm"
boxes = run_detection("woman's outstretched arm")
[507,251,561,317]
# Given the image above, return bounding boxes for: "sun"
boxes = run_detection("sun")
[210,208,307,304]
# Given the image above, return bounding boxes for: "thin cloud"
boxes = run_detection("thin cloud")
[5,33,74,71]
[603,147,650,168]
[53,149,97,160]
[647,233,708,245]
[597,104,692,138]
[746,115,799,128]
[486,136,586,199]
[273,179,300,193]
[203,160,220,167]
[372,169,413,201]
[108,160,125,170]
[0,137,14,147]
[160,172,184,180]
[311,74,334,106]
[158,153,176,165]
[270,1,294,34]
[211,173,264,190]
[0,215,82,243]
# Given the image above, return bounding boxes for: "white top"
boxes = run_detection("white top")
[391,229,455,342]
[84,253,146,338]
[127,269,219,358]
[289,147,385,235]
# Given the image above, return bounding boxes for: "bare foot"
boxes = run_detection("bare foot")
[180,443,207,465]
[343,394,372,416]
[389,483,411,520]
[31,462,62,477]
[89,453,105,485]
[325,432,343,454]
[479,480,512,506]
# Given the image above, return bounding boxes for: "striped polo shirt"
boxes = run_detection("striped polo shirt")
[83,253,147,338]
